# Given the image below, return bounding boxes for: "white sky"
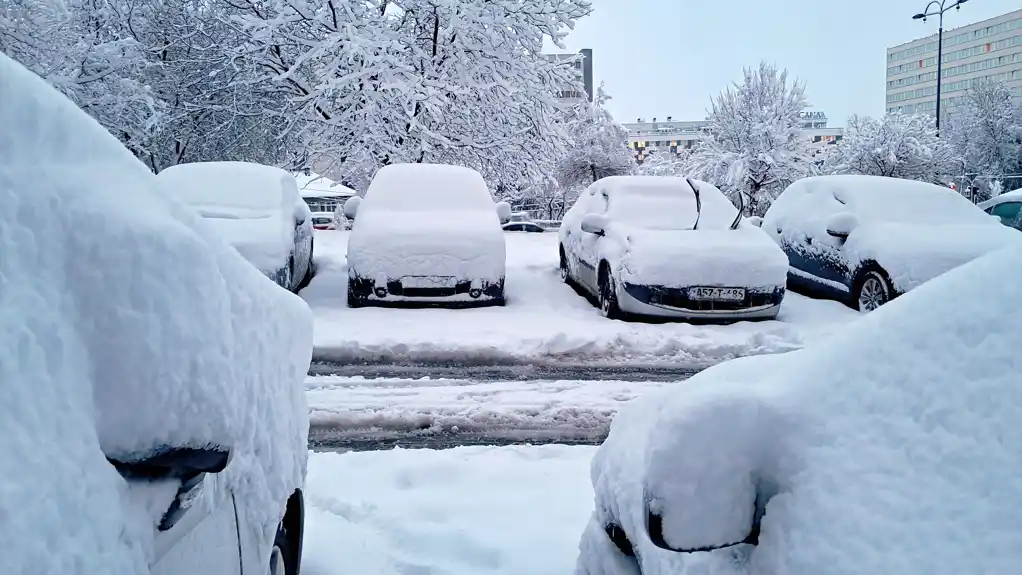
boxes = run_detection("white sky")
[546,0,1020,126]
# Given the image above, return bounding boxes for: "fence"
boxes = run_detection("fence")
[952,173,1022,203]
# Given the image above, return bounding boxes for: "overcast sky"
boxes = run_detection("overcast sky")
[546,0,1020,127]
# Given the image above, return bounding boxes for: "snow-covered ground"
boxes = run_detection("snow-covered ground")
[306,374,670,442]
[303,231,859,365]
[302,445,595,575]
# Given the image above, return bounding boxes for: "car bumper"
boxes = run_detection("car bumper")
[618,282,784,321]
[349,275,504,307]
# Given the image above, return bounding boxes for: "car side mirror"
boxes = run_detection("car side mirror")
[343,196,362,220]
[745,216,763,228]
[825,212,858,240]
[581,213,609,236]
[495,201,512,225]
[108,447,231,532]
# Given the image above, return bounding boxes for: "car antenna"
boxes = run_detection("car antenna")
[686,177,702,230]
[730,188,744,230]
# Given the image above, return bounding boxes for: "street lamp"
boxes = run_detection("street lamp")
[912,0,969,133]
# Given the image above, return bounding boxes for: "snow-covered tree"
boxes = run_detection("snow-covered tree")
[555,85,635,191]
[944,79,1022,200]
[236,0,591,189]
[824,113,962,185]
[683,62,816,216]
[637,148,688,177]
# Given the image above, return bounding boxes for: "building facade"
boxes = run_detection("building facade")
[621,112,844,163]
[886,9,1022,116]
[544,48,594,103]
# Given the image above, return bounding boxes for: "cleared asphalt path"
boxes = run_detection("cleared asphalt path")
[307,361,697,451]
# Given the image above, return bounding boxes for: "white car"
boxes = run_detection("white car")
[978,188,1022,230]
[558,176,789,321]
[762,175,1021,311]
[345,163,506,308]
[2,53,311,575]
[575,244,1022,575]
[157,161,315,292]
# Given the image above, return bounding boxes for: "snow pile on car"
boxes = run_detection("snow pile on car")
[157,161,300,274]
[764,175,1019,292]
[602,177,788,289]
[346,163,505,282]
[581,243,1022,574]
[0,53,312,572]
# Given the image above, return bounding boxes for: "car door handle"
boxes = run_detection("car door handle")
[159,473,206,531]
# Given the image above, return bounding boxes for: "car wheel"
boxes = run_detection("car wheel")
[855,267,893,312]
[599,264,623,320]
[559,246,571,284]
[269,522,294,575]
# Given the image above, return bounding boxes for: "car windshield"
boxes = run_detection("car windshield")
[364,165,494,213]
[608,190,698,230]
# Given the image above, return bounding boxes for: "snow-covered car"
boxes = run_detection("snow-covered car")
[345,163,506,308]
[558,176,789,321]
[978,188,1022,230]
[575,244,1022,575]
[502,221,546,233]
[156,161,314,292]
[1,53,311,575]
[311,212,337,230]
[761,175,1021,311]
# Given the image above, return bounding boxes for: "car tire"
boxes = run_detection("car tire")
[854,266,893,312]
[598,264,623,320]
[269,522,294,575]
[559,246,572,285]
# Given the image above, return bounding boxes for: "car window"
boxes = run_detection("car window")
[990,202,1022,226]
[504,223,522,231]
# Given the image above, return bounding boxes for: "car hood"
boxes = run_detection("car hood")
[847,222,1022,292]
[347,212,506,281]
[616,226,790,289]
[202,215,293,274]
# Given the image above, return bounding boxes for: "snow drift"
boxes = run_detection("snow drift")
[579,242,1022,574]
[0,53,312,572]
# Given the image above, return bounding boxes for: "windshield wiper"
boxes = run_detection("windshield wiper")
[686,178,702,230]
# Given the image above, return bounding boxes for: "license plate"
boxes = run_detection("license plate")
[688,287,746,301]
[401,276,456,289]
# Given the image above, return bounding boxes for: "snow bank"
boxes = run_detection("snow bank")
[581,243,1022,574]
[305,231,857,365]
[764,175,1019,292]
[156,161,299,273]
[0,53,312,571]
[347,164,506,282]
[303,446,596,575]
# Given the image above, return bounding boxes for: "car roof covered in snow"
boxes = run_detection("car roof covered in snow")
[587,242,1022,573]
[362,163,494,213]
[768,174,992,226]
[0,53,311,572]
[978,188,1022,210]
[158,161,299,215]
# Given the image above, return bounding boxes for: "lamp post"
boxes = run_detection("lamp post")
[913,0,969,133]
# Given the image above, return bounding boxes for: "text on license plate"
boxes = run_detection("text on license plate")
[401,276,457,289]
[688,287,746,301]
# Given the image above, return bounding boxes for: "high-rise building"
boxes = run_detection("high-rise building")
[886,9,1022,116]
[544,49,594,103]
[622,113,843,163]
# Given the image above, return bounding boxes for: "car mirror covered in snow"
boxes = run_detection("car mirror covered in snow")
[496,201,512,224]
[581,213,609,235]
[825,211,858,239]
[343,195,362,220]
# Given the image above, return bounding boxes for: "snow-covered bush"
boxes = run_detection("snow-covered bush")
[683,62,817,216]
[944,79,1022,201]
[1,53,312,572]
[823,113,963,185]
[332,204,350,230]
[636,148,688,177]
[496,201,513,224]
